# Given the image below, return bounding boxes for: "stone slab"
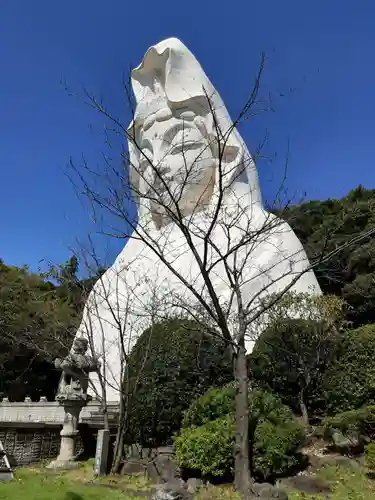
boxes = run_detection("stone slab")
[94,429,110,476]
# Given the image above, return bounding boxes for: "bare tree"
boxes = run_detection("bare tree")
[66,45,375,498]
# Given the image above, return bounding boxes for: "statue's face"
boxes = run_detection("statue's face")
[137,115,215,225]
[73,338,87,354]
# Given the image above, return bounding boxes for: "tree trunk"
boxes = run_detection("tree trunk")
[111,392,126,473]
[111,367,133,473]
[298,389,310,429]
[103,408,109,431]
[234,340,253,499]
[111,422,125,473]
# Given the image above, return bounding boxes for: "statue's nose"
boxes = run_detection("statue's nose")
[154,162,172,183]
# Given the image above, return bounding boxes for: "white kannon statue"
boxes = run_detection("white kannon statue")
[74,38,322,402]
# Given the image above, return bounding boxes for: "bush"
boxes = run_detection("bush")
[182,383,236,428]
[175,415,235,477]
[249,318,339,421]
[324,325,375,413]
[253,418,306,480]
[365,443,375,471]
[323,406,375,441]
[175,387,306,481]
[125,318,233,447]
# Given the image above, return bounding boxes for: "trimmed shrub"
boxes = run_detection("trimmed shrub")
[182,383,236,428]
[324,325,375,413]
[175,387,306,481]
[183,385,297,429]
[175,415,235,477]
[249,318,338,420]
[125,318,233,447]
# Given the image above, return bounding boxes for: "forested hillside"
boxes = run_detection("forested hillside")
[284,185,375,327]
[0,257,99,401]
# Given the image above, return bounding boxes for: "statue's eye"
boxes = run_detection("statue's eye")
[169,141,205,155]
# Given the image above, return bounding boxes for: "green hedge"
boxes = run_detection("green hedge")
[125,319,233,447]
[324,325,375,413]
[249,318,337,417]
[175,387,306,481]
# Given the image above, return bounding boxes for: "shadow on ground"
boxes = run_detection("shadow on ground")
[64,493,84,500]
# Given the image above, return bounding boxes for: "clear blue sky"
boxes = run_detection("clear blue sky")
[1,0,374,272]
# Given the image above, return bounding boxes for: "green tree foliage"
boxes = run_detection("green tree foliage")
[282,186,375,327]
[0,259,78,401]
[125,318,233,447]
[324,324,375,413]
[43,255,106,312]
[175,386,305,481]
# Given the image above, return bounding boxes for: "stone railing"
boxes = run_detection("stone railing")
[0,397,120,467]
[0,397,119,427]
[0,398,119,467]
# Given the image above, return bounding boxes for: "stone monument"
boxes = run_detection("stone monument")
[47,337,100,469]
[73,38,322,402]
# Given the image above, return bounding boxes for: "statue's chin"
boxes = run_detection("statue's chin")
[150,182,214,228]
[151,201,206,228]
